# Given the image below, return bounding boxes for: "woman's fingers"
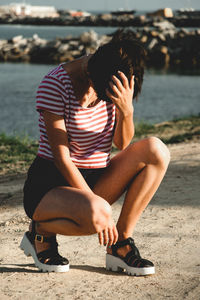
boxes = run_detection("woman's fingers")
[108,81,119,97]
[130,75,135,91]
[98,231,103,245]
[111,75,123,92]
[98,225,118,246]
[117,71,129,89]
[107,227,114,246]
[103,229,109,246]
[113,224,119,245]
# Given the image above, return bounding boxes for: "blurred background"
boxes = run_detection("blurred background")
[0,0,200,139]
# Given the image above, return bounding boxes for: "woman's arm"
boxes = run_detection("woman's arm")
[113,107,134,150]
[43,110,118,245]
[43,110,92,192]
[106,71,135,150]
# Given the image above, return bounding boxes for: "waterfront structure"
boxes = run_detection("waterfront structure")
[0,3,59,18]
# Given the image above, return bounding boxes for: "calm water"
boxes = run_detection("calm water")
[0,63,199,139]
[0,24,200,139]
[0,24,116,40]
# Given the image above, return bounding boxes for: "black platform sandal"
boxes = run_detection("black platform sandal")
[106,237,155,276]
[20,221,69,272]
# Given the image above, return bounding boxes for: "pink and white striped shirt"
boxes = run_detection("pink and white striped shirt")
[36,64,116,168]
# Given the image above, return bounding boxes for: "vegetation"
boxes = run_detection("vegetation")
[134,115,200,143]
[0,133,38,174]
[0,116,199,175]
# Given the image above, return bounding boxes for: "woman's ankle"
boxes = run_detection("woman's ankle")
[107,244,131,256]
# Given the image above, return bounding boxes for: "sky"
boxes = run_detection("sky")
[0,0,199,11]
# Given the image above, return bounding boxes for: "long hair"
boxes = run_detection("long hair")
[87,29,146,102]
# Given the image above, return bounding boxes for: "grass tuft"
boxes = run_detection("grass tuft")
[0,133,38,174]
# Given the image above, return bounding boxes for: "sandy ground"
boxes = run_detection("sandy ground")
[0,142,200,300]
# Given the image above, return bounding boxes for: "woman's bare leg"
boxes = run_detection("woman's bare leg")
[31,187,112,253]
[93,137,170,255]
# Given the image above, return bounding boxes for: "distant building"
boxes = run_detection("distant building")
[0,3,59,18]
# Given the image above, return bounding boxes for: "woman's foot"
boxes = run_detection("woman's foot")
[106,237,155,276]
[20,221,69,272]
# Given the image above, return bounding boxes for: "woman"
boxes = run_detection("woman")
[20,31,170,276]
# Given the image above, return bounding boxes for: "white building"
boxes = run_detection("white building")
[0,3,59,18]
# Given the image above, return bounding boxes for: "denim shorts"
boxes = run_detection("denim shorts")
[23,156,105,219]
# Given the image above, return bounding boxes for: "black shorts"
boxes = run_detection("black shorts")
[23,156,105,219]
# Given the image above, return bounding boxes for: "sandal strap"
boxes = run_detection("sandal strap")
[110,238,154,268]
[111,237,141,258]
[34,234,57,244]
[28,221,69,267]
[37,249,69,265]
[30,221,56,244]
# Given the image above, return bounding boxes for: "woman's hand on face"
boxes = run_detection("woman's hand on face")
[98,218,118,247]
[106,71,134,117]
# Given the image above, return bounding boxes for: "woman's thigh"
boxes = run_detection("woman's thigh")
[32,186,111,233]
[93,137,169,204]
[33,186,94,222]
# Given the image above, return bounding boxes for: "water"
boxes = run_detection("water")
[0,24,197,41]
[0,63,199,139]
[0,24,199,139]
[0,24,117,40]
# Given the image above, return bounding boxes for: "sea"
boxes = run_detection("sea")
[0,24,200,139]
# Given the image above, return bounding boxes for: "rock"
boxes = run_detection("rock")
[153,20,176,31]
[0,28,199,69]
[31,34,47,46]
[160,45,169,55]
[68,40,79,50]
[157,33,166,42]
[80,30,98,46]
[146,38,158,50]
[58,43,70,53]
[195,29,200,35]
[148,45,170,68]
[100,14,113,22]
[12,35,23,43]
[0,40,7,47]
[140,35,148,43]
[150,30,159,37]
[147,8,173,18]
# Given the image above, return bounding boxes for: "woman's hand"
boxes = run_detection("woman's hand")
[106,71,134,118]
[98,218,118,246]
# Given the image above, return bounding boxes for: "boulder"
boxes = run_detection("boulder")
[146,38,158,50]
[153,20,176,31]
[12,35,23,43]
[147,8,173,18]
[80,30,98,46]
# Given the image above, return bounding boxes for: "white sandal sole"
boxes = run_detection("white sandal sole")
[106,254,155,276]
[20,232,69,273]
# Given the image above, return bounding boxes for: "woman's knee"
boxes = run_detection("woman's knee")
[144,136,170,168]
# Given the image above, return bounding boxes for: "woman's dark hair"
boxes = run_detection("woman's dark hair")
[87,29,146,102]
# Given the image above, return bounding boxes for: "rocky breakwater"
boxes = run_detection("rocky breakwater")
[0,25,200,69]
[138,21,200,69]
[0,31,108,63]
[0,12,151,27]
[0,10,200,27]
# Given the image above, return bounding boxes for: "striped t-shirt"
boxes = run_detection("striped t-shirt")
[36,64,116,168]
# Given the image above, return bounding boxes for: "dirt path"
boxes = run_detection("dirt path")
[0,142,200,300]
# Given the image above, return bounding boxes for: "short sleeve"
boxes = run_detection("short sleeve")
[36,75,66,116]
